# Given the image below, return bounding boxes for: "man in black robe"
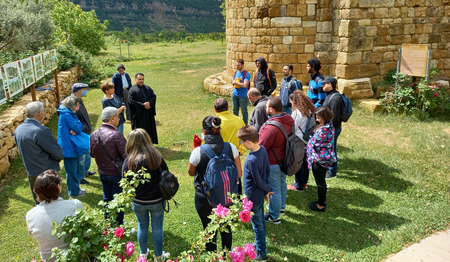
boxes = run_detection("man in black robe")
[128,73,158,144]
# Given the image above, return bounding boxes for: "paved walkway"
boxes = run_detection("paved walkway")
[384,230,450,262]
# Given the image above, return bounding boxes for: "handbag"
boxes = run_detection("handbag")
[97,132,124,175]
[158,167,179,213]
[69,132,90,155]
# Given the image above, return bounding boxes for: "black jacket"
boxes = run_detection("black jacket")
[254,57,277,96]
[71,95,92,134]
[323,89,343,129]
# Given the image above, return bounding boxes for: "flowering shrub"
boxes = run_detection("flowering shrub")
[380,71,450,116]
[32,169,258,262]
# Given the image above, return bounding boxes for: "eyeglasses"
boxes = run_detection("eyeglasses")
[239,140,246,144]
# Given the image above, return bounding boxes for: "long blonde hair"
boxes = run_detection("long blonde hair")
[126,128,162,171]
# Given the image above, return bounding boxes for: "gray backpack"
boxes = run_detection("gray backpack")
[299,113,315,144]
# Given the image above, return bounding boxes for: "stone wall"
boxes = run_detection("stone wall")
[0,66,80,177]
[218,0,450,99]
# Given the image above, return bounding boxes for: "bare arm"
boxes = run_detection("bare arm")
[234,155,242,178]
[188,163,197,177]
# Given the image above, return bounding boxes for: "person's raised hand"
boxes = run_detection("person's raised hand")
[193,134,202,148]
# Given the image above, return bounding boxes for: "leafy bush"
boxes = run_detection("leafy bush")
[380,70,450,116]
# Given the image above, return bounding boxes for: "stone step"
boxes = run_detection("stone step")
[355,98,383,112]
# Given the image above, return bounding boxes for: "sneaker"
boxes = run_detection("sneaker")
[140,251,148,260]
[308,202,326,212]
[80,178,90,185]
[280,209,286,215]
[154,251,170,262]
[325,172,337,179]
[85,171,96,176]
[264,213,281,224]
[287,184,300,191]
[254,253,268,261]
[70,189,86,197]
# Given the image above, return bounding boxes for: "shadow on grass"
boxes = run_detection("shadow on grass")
[156,146,191,161]
[339,157,413,192]
[284,186,408,253]
[89,113,100,130]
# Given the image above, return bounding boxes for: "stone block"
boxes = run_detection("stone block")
[261,36,271,44]
[359,0,395,8]
[240,36,252,44]
[366,26,378,36]
[8,147,19,161]
[0,156,10,177]
[291,44,305,53]
[404,24,415,34]
[0,143,7,158]
[294,36,308,44]
[336,64,379,79]
[252,19,263,28]
[290,28,304,35]
[316,33,332,42]
[305,44,315,53]
[271,17,302,27]
[5,136,14,150]
[283,36,293,44]
[317,21,332,33]
[271,36,283,44]
[338,78,374,99]
[304,27,317,35]
[341,9,368,19]
[358,99,384,112]
[297,4,307,16]
[374,8,390,18]
[256,44,273,53]
[283,54,298,63]
[255,0,267,7]
[278,28,289,35]
[273,44,290,53]
[269,53,283,63]
[269,6,281,17]
[303,20,317,28]
[263,17,271,27]
[337,52,363,64]
[307,4,316,16]
[339,0,358,8]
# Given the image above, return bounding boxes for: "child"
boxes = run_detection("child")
[237,125,273,261]
[101,82,126,133]
[306,106,336,212]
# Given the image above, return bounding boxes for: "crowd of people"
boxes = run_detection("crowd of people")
[16,57,346,262]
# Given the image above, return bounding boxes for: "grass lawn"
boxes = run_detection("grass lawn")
[0,40,449,262]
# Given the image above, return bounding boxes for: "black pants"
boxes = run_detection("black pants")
[312,162,327,206]
[194,190,232,251]
[28,176,39,205]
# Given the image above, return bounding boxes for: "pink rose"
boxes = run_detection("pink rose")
[229,246,245,262]
[125,241,134,257]
[102,244,108,250]
[434,93,439,97]
[241,197,253,211]
[114,227,125,239]
[117,254,125,262]
[245,243,257,260]
[214,204,229,218]
[239,210,251,223]
[136,257,148,262]
[103,228,109,235]
[186,254,195,261]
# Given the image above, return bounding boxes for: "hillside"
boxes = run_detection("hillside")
[70,0,224,33]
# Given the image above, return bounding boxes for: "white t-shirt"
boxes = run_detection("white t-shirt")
[189,143,239,166]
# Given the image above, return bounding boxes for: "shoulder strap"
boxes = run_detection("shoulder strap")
[299,113,314,134]
[266,120,288,139]
[200,144,217,160]
[97,131,115,163]
[267,68,272,87]
[233,71,237,79]
[221,142,230,156]
[330,93,340,100]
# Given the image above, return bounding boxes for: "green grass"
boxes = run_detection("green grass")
[1,40,449,262]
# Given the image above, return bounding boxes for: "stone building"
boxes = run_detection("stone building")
[205,0,449,99]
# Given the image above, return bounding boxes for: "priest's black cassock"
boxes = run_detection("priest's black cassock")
[128,84,158,144]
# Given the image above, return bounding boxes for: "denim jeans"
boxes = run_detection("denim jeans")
[232,94,249,125]
[64,157,83,196]
[251,203,266,254]
[293,149,309,190]
[100,174,124,225]
[116,124,124,134]
[132,201,165,256]
[282,106,292,115]
[328,127,341,175]
[268,164,287,219]
[79,153,92,176]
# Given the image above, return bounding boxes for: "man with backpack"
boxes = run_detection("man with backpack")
[322,76,344,179]
[254,57,277,97]
[259,97,294,224]
[279,64,302,115]
[231,59,251,125]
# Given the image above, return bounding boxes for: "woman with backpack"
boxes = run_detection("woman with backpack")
[187,116,242,252]
[123,128,170,261]
[306,107,336,212]
[287,90,316,192]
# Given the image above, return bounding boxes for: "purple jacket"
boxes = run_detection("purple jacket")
[90,124,127,175]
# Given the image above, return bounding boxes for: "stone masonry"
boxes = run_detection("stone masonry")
[0,66,79,177]
[205,0,449,99]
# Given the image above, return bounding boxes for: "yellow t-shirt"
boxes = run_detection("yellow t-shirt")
[216,111,246,155]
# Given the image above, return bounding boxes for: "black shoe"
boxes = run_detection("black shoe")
[264,213,281,224]
[280,209,286,215]
[308,202,326,212]
[80,178,90,185]
[86,171,96,176]
[325,171,337,179]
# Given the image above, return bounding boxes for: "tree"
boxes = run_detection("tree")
[0,0,54,52]
[50,0,108,54]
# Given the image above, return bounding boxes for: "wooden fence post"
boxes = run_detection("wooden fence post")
[54,69,60,103]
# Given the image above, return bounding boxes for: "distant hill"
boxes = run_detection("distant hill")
[70,0,224,33]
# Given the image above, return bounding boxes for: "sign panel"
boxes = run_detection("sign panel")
[3,61,23,98]
[50,49,58,71]
[0,69,7,104]
[34,53,44,81]
[399,44,428,77]
[43,50,52,75]
[20,57,35,88]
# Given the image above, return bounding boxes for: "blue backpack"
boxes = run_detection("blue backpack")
[331,93,353,122]
[200,143,239,207]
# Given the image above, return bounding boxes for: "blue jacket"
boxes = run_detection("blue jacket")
[280,75,302,108]
[243,145,272,207]
[112,72,132,98]
[14,118,64,177]
[57,105,83,158]
[306,72,326,108]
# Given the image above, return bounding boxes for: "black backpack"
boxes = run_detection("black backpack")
[330,93,353,122]
[159,168,179,212]
[266,121,305,176]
